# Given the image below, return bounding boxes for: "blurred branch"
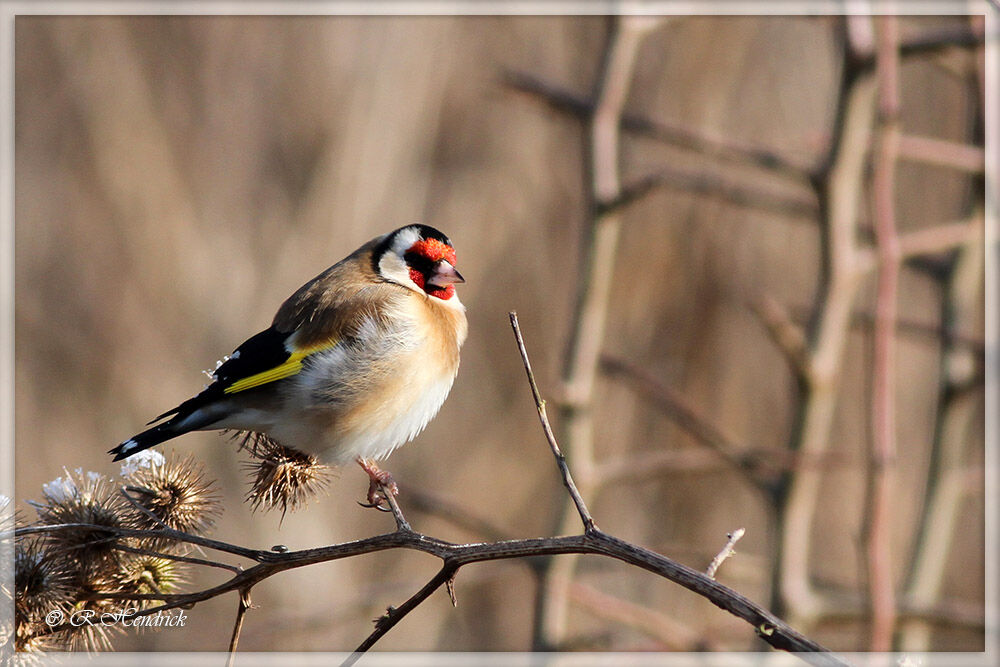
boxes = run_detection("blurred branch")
[899,217,983,258]
[897,134,983,173]
[863,15,902,651]
[775,16,879,626]
[749,295,811,378]
[600,354,784,490]
[405,486,516,543]
[567,580,713,651]
[786,304,985,353]
[503,70,815,185]
[606,168,818,220]
[900,212,985,651]
[536,16,661,650]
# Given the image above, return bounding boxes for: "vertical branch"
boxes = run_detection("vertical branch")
[898,217,984,651]
[865,14,902,652]
[776,16,878,625]
[534,16,662,650]
[899,15,988,650]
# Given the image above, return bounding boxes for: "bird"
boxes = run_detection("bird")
[110,224,467,506]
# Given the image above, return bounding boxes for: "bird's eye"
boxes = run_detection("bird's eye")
[403,251,428,271]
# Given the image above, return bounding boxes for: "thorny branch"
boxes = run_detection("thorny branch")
[12,315,849,666]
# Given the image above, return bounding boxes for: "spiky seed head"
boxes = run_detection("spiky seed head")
[14,537,75,626]
[241,434,332,518]
[123,454,222,537]
[33,469,125,580]
[115,554,181,599]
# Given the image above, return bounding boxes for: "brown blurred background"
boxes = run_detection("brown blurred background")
[14,14,985,654]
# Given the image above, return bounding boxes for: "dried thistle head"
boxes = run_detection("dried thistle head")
[14,537,75,632]
[122,454,222,536]
[115,554,182,599]
[241,434,331,518]
[32,469,125,580]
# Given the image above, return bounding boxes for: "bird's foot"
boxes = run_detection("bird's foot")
[356,459,398,511]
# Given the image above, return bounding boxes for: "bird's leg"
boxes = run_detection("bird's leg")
[356,458,398,510]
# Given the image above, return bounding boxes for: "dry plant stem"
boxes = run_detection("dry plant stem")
[864,15,902,652]
[538,16,658,650]
[510,312,596,533]
[777,19,878,626]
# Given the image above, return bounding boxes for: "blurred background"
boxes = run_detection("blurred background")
[14,14,986,655]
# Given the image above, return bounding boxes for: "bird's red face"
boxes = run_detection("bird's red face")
[404,238,464,300]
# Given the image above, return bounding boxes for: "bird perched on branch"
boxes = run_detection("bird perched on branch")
[111,224,467,507]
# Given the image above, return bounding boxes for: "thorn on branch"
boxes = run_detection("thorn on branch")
[446,575,458,607]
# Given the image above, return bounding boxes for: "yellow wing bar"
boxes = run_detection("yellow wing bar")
[223,339,337,395]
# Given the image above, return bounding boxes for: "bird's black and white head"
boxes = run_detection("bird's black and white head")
[373,225,465,302]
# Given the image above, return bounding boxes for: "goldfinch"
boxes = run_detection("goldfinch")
[110,224,467,503]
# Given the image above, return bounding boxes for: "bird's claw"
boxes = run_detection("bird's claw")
[356,459,399,511]
[357,499,393,512]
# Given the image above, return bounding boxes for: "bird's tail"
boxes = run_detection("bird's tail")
[109,398,223,461]
[108,419,190,462]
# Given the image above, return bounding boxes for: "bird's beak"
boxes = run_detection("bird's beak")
[428,260,465,287]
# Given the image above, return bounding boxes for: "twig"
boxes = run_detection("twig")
[706,528,747,580]
[510,311,596,534]
[112,541,242,574]
[345,565,458,665]
[382,481,411,533]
